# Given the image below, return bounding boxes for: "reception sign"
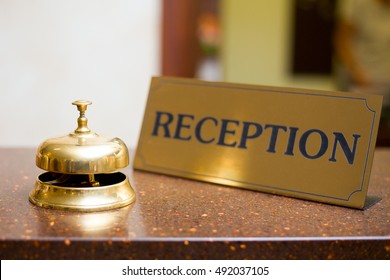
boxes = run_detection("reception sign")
[134,77,382,209]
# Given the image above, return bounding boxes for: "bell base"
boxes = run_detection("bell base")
[29,172,136,212]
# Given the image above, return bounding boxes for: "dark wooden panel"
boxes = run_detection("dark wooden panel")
[291,0,336,74]
[162,0,201,77]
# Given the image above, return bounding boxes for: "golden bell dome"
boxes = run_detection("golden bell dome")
[36,100,129,174]
[29,100,136,211]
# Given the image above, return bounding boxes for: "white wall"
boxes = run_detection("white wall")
[0,0,161,148]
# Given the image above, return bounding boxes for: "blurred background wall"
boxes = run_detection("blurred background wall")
[0,0,161,148]
[221,0,336,90]
[0,0,339,148]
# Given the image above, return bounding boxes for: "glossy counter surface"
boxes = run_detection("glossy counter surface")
[0,148,389,259]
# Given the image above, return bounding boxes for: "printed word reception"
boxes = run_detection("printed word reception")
[134,77,383,209]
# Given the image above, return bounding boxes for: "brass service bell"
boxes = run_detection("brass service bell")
[29,100,136,211]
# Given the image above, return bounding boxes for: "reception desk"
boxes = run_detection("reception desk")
[0,148,389,259]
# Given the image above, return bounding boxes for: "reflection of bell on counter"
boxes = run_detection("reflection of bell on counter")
[29,100,136,211]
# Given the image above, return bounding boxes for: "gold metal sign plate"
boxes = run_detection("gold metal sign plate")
[134,77,382,209]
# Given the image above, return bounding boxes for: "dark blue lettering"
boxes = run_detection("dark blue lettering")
[152,111,173,138]
[238,122,263,149]
[173,114,194,141]
[285,127,299,156]
[195,117,218,143]
[329,133,360,164]
[299,129,328,159]
[217,119,240,147]
[265,124,287,153]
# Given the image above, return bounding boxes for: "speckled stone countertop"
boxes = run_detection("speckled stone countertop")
[0,148,389,259]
